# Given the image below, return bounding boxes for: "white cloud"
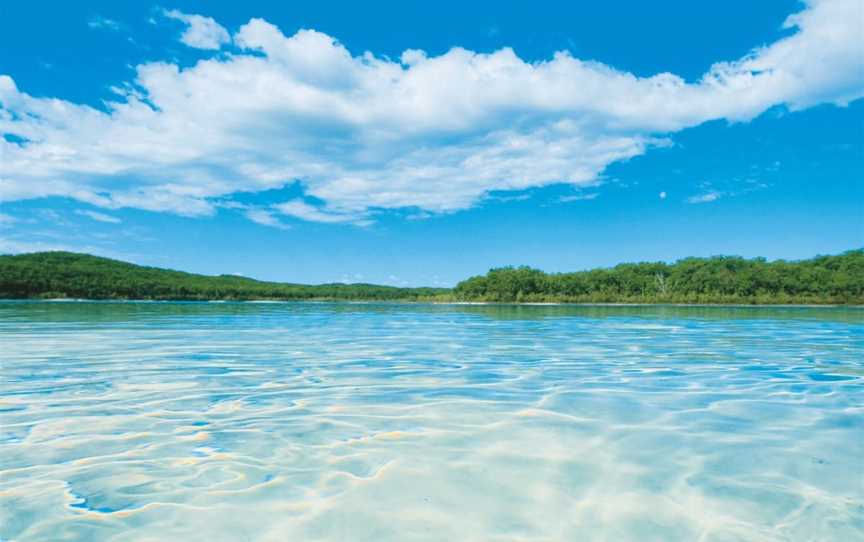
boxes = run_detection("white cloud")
[560,192,599,202]
[163,9,230,50]
[687,176,769,204]
[659,191,667,199]
[0,212,17,226]
[75,209,122,223]
[1,0,861,224]
[687,191,722,204]
[88,16,121,32]
[273,200,369,225]
[0,235,115,256]
[244,208,291,230]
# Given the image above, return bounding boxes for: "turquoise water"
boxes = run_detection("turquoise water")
[1,301,862,541]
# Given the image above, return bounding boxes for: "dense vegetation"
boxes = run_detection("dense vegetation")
[0,252,446,301]
[1,250,861,304]
[454,250,864,304]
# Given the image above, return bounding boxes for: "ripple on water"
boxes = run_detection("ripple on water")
[0,301,862,541]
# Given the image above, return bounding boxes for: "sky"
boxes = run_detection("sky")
[0,0,862,286]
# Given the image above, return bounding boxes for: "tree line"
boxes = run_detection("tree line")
[0,249,861,304]
[453,250,864,304]
[0,252,446,301]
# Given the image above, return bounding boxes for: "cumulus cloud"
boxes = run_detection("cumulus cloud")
[163,9,230,50]
[75,209,122,223]
[1,0,862,225]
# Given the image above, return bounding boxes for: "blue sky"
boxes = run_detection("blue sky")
[1,1,862,286]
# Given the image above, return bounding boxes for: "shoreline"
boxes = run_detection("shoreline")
[1,298,861,309]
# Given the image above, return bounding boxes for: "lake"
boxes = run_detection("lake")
[1,301,862,541]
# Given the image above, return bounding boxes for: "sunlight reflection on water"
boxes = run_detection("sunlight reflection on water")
[1,301,862,541]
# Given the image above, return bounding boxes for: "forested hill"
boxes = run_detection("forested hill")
[0,252,447,301]
[0,250,862,304]
[454,250,864,304]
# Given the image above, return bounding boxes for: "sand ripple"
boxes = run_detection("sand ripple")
[1,302,862,541]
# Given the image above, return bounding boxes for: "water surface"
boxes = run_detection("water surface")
[1,301,862,541]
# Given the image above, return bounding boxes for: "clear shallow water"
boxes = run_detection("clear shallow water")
[1,301,862,542]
